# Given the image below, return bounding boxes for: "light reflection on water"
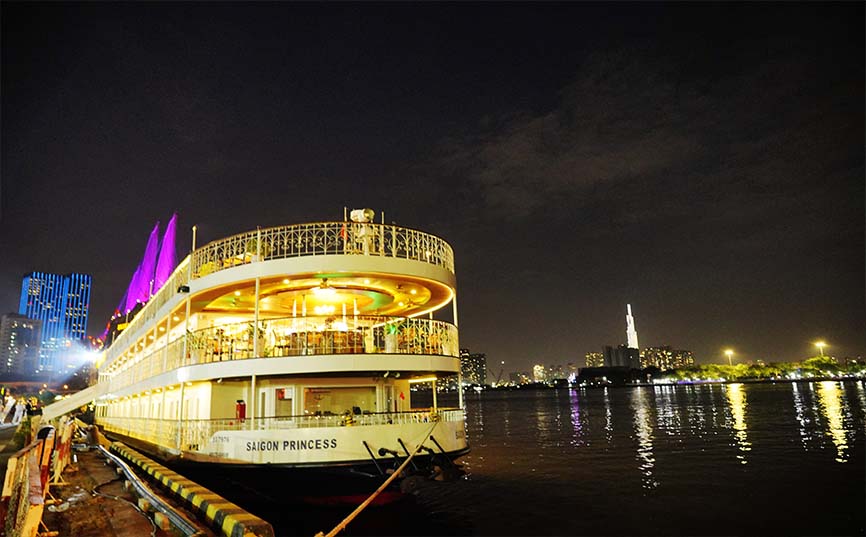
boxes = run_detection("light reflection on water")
[603,386,613,443]
[792,381,811,447]
[630,387,658,490]
[414,381,865,536]
[816,381,850,463]
[724,383,751,464]
[568,388,583,447]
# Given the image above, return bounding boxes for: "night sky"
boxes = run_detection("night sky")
[2,3,863,371]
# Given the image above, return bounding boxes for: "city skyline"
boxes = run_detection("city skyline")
[1,4,863,371]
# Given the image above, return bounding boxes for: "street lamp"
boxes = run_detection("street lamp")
[724,349,734,367]
[815,341,826,357]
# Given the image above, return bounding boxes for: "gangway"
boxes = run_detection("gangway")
[41,383,108,422]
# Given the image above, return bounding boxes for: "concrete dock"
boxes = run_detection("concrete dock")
[39,446,199,537]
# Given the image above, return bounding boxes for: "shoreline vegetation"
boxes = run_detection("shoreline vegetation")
[450,356,866,391]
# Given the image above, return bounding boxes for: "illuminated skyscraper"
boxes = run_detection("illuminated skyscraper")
[626,304,639,349]
[459,348,487,385]
[585,351,604,367]
[0,313,42,377]
[18,272,92,372]
[643,346,695,370]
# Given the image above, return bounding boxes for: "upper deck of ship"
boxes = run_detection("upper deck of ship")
[97,218,459,390]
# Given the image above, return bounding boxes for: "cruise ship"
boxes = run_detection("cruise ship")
[56,209,468,486]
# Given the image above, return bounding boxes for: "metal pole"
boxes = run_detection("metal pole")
[254,277,260,357]
[177,381,185,451]
[453,293,463,409]
[250,374,256,431]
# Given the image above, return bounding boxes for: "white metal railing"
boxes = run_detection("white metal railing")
[98,409,464,452]
[190,221,454,278]
[101,314,458,392]
[102,221,454,373]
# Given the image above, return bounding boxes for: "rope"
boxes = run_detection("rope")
[314,421,439,537]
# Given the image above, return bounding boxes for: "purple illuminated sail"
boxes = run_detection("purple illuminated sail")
[123,222,160,312]
[137,222,161,300]
[124,264,143,313]
[154,213,178,292]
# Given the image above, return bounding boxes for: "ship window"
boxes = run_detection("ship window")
[303,387,375,416]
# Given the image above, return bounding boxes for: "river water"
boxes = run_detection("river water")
[242,381,865,536]
[351,381,865,536]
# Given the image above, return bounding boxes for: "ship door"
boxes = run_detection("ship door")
[258,386,295,427]
[258,388,268,426]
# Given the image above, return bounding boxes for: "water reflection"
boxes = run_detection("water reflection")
[790,382,814,449]
[857,381,866,415]
[654,385,680,432]
[603,387,613,443]
[816,381,850,463]
[631,387,658,490]
[569,389,584,447]
[725,383,751,464]
[535,391,554,440]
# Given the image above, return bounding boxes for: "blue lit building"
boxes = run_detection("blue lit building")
[18,272,92,372]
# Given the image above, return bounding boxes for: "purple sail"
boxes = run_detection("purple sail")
[124,263,143,313]
[137,222,161,301]
[154,213,178,292]
[123,222,160,312]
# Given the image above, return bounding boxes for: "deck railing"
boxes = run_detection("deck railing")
[191,221,454,278]
[98,408,464,453]
[103,221,454,371]
[102,315,458,392]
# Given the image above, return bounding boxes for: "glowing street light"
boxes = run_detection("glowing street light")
[724,349,734,367]
[815,341,826,357]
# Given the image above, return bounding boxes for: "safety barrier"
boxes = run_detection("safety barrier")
[50,418,75,485]
[0,423,56,537]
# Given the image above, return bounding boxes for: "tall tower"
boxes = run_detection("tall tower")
[626,304,639,350]
[18,272,92,372]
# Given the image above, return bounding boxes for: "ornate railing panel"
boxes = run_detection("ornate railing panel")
[190,222,454,278]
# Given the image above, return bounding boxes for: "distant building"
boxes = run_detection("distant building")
[585,352,604,367]
[18,272,92,372]
[459,348,487,385]
[532,364,547,382]
[626,304,639,349]
[547,364,565,380]
[603,345,641,369]
[642,346,695,370]
[0,313,42,377]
